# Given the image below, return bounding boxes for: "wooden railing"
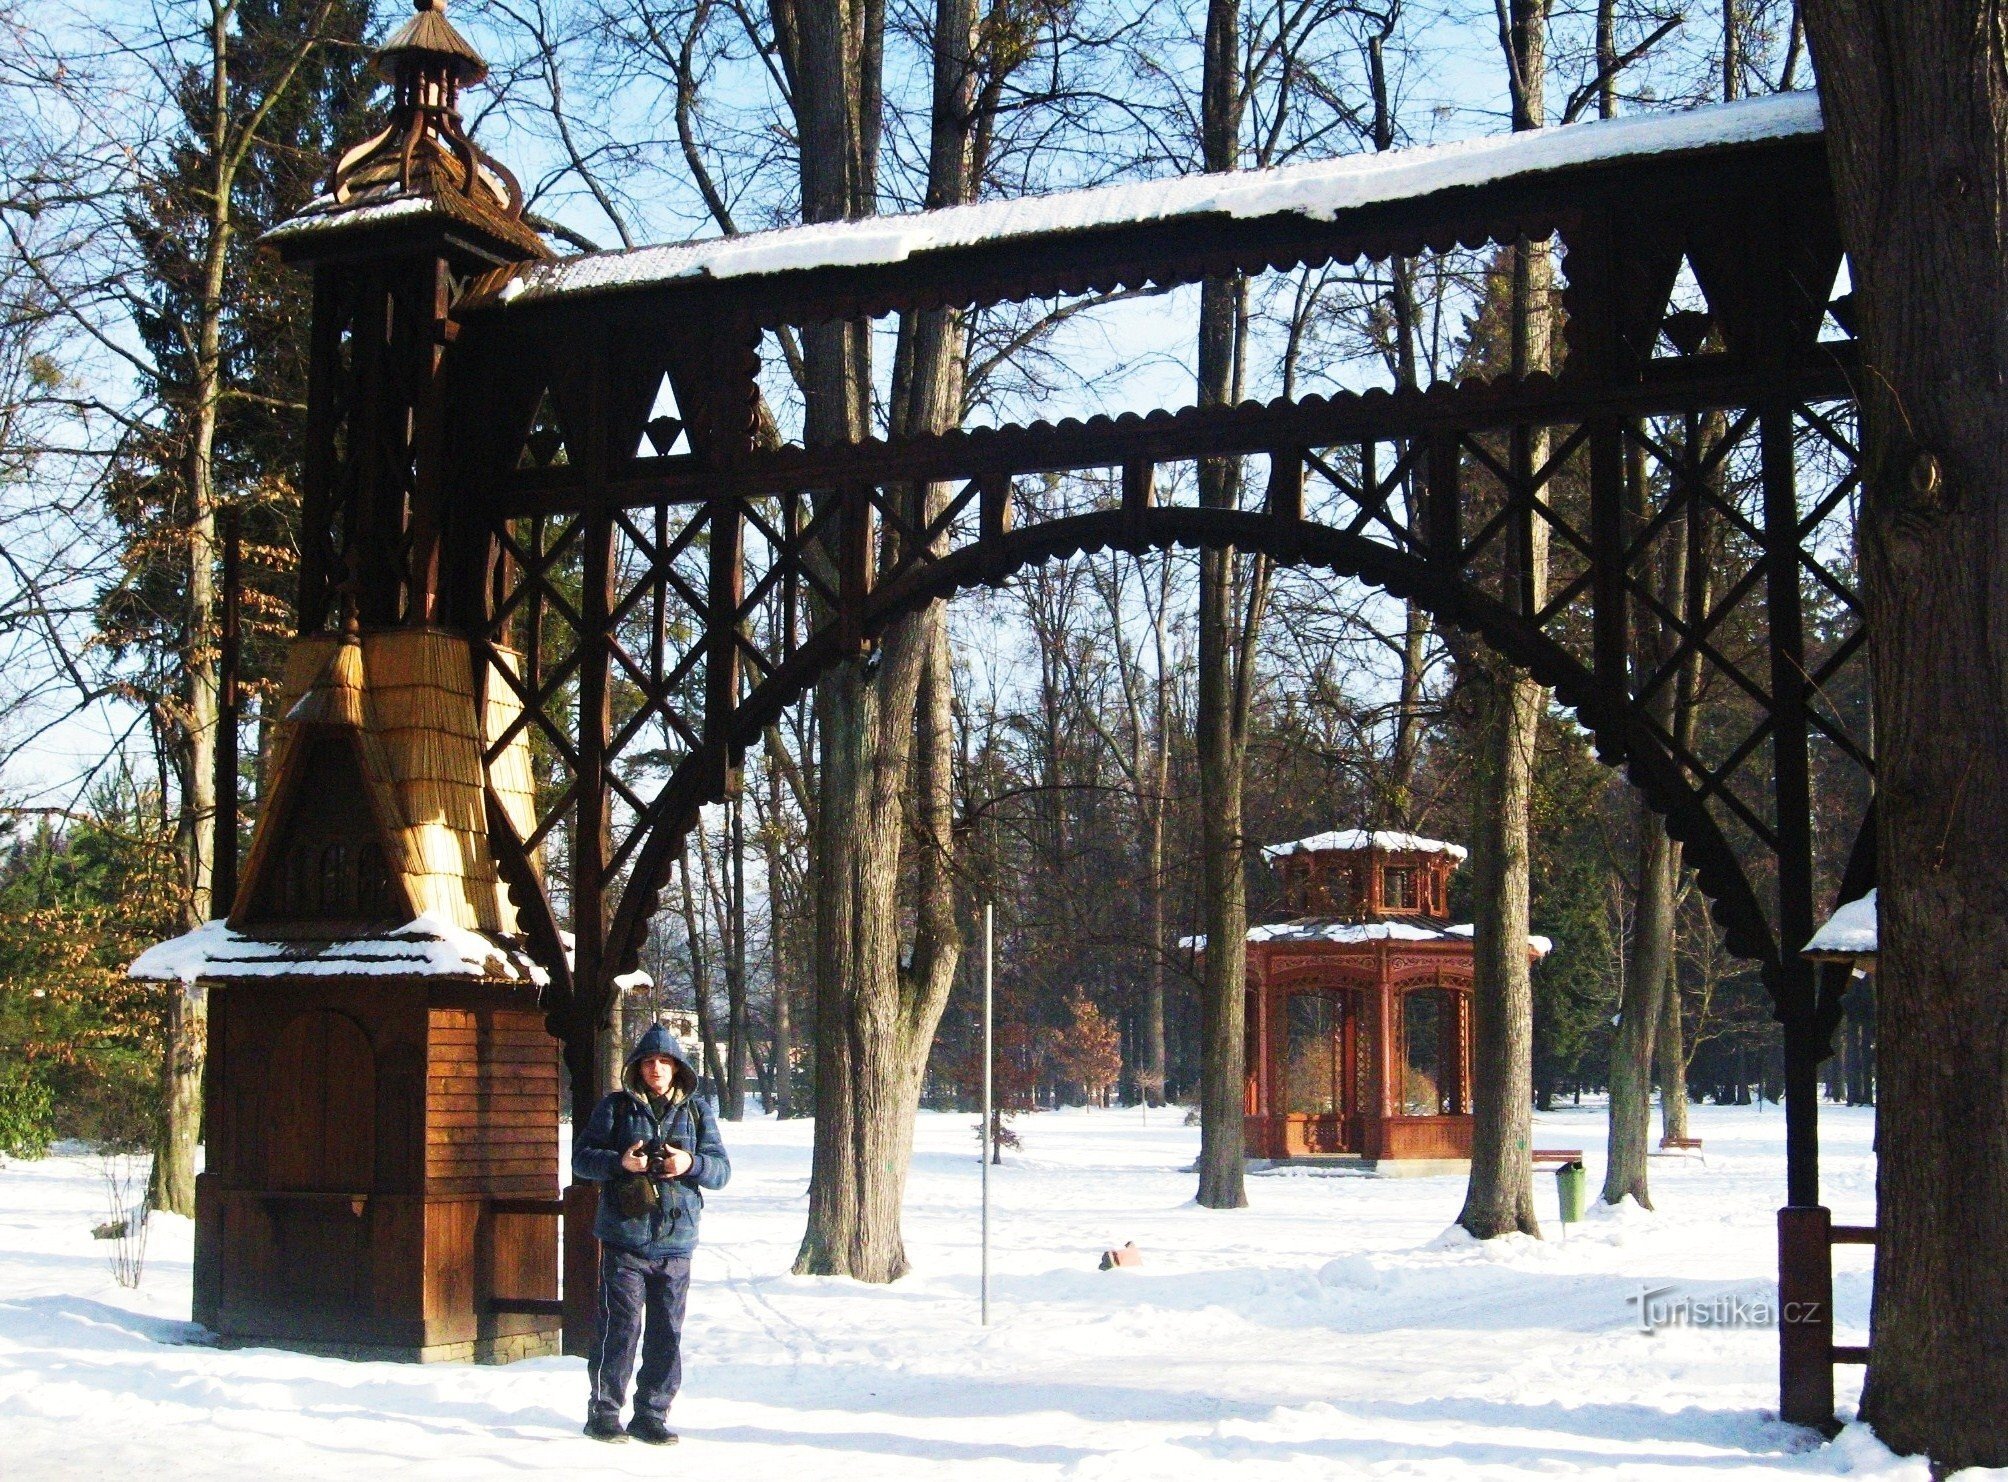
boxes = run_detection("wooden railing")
[1779,1206,1877,1429]
[484,1187,597,1354]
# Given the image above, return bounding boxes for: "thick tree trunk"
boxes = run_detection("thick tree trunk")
[1458,0,1550,1242]
[1605,817,1673,1205]
[1192,0,1256,1212]
[1457,666,1543,1239]
[792,0,971,1279]
[1802,3,2008,1464]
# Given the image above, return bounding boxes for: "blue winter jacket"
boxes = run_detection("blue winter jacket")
[572,1023,731,1257]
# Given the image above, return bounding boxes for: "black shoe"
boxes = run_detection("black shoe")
[627,1415,679,1446]
[583,1415,629,1443]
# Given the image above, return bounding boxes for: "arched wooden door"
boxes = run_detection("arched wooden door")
[242,1009,378,1324]
[266,1009,376,1191]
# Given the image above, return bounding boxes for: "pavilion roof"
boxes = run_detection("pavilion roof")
[486,92,1820,307]
[1804,888,1877,960]
[1181,921,1552,956]
[1262,829,1468,861]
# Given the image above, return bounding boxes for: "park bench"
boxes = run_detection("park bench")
[1532,1148,1583,1165]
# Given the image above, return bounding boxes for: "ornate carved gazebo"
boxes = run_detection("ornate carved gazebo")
[1238,831,1549,1172]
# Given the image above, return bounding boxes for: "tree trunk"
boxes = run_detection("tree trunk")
[1656,930,1690,1142]
[1802,3,2008,1464]
[764,755,795,1118]
[1459,0,1550,1236]
[1605,818,1672,1204]
[679,846,728,1092]
[145,984,205,1213]
[1143,578,1171,1107]
[1191,0,1258,1212]
[1457,663,1544,1239]
[724,792,748,1119]
[791,0,973,1279]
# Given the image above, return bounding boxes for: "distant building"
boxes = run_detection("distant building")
[1205,830,1548,1173]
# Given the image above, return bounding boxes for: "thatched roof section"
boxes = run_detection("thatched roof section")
[231,629,531,939]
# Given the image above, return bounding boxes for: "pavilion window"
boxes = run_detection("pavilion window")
[1384,867,1416,911]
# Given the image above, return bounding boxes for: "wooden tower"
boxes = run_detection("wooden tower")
[130,0,567,1362]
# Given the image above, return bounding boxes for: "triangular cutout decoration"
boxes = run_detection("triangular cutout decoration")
[516,388,571,471]
[635,373,692,459]
[1655,255,1719,359]
[1820,256,1857,343]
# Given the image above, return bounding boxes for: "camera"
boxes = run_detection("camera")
[645,1140,686,1178]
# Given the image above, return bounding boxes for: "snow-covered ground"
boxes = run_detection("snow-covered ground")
[0,1100,1953,1479]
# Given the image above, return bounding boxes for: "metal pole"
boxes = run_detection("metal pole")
[982,902,993,1327]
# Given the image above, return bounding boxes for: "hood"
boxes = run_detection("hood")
[623,1021,699,1099]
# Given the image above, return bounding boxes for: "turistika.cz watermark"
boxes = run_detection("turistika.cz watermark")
[1627,1283,1798,1333]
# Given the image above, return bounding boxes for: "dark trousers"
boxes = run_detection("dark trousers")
[588,1245,691,1423]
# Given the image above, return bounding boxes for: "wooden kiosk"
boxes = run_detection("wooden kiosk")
[132,628,564,1362]
[1232,830,1550,1172]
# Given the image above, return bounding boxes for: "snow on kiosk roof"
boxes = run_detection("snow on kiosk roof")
[489,92,1821,306]
[1803,888,1877,962]
[1262,829,1468,861]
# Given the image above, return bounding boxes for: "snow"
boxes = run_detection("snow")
[499,93,1821,304]
[126,913,545,985]
[1805,890,1876,959]
[0,1100,1937,1480]
[262,192,442,241]
[1262,830,1469,861]
[1183,920,1552,955]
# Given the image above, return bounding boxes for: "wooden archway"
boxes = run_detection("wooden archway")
[267,93,1870,1219]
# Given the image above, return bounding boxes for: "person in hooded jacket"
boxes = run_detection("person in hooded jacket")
[572,1021,730,1444]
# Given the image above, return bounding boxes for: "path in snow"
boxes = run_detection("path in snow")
[0,1100,1946,1480]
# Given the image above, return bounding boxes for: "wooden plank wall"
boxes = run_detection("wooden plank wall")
[426,1006,560,1196]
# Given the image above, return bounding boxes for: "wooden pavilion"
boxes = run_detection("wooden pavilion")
[1235,831,1550,1172]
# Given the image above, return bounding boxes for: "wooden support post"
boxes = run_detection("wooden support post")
[1267,449,1304,523]
[1762,401,1821,1210]
[562,1181,600,1358]
[1778,1204,1838,1431]
[839,484,873,655]
[212,503,241,921]
[705,493,744,749]
[573,349,615,1085]
[979,471,1013,542]
[298,275,341,633]
[1589,417,1628,701]
[1427,432,1462,571]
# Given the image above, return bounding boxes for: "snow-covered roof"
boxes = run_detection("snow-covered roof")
[1262,830,1468,861]
[494,93,1820,305]
[129,914,548,986]
[1804,889,1876,959]
[1183,921,1551,956]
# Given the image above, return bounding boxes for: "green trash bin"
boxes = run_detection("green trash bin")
[1554,1159,1587,1225]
